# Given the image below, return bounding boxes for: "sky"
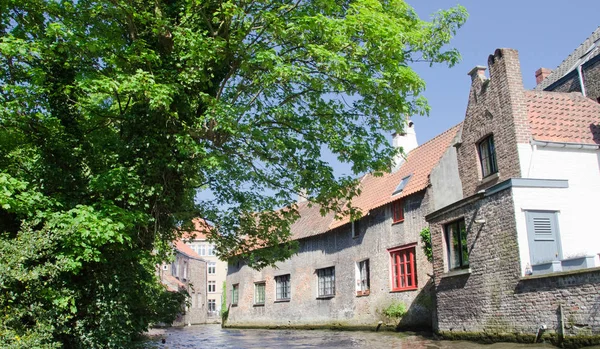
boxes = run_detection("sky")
[408,1,600,145]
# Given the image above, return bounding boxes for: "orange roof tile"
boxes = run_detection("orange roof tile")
[175,240,203,260]
[526,91,600,145]
[289,200,338,240]
[181,218,212,240]
[284,123,462,238]
[161,274,185,292]
[328,123,462,229]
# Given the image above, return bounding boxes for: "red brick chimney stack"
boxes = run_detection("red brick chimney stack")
[535,67,552,85]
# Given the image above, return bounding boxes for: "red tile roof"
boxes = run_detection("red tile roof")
[328,123,462,229]
[181,218,211,241]
[175,240,203,260]
[285,123,462,238]
[289,200,338,240]
[526,91,600,145]
[161,274,185,292]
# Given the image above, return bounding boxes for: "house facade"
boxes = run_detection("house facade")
[225,122,461,330]
[159,241,208,326]
[182,219,228,323]
[427,48,600,344]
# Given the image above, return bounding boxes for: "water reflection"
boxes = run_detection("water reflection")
[146,324,585,349]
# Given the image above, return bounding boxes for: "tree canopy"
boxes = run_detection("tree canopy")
[0,0,466,346]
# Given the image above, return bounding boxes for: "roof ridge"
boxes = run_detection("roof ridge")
[405,121,463,157]
[536,26,600,90]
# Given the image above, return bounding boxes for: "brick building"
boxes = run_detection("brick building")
[159,240,208,326]
[181,219,228,323]
[536,26,600,104]
[225,122,462,330]
[427,47,600,344]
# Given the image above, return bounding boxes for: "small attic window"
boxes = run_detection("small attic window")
[392,175,412,196]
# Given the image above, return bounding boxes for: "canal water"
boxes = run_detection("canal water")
[145,324,590,349]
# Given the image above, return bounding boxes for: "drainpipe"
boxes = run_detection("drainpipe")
[577,65,587,97]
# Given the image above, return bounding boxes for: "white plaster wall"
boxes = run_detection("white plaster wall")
[514,145,600,275]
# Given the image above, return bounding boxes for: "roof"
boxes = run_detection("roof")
[286,123,462,237]
[161,274,185,292]
[289,200,338,240]
[525,91,600,145]
[175,240,203,260]
[536,26,600,90]
[181,218,211,241]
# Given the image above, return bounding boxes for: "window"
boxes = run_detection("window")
[317,267,335,297]
[445,219,468,270]
[389,244,417,291]
[478,135,498,177]
[207,244,215,256]
[392,200,404,223]
[356,259,370,295]
[208,280,216,293]
[392,175,412,195]
[208,299,216,312]
[208,262,216,274]
[231,284,239,305]
[183,261,188,280]
[199,244,206,256]
[275,274,291,300]
[254,282,266,305]
[351,220,360,238]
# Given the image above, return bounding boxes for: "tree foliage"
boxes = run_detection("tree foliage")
[0,0,466,346]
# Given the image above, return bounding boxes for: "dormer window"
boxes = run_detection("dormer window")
[478,135,497,178]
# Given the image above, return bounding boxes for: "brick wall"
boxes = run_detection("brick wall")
[226,190,435,329]
[548,58,600,104]
[458,49,529,198]
[429,187,600,338]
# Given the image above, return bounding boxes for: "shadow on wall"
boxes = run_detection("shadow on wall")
[396,278,435,331]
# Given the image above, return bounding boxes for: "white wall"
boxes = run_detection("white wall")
[514,145,600,275]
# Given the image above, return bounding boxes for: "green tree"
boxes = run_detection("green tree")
[0,0,466,346]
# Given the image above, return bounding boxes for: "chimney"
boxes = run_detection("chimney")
[468,65,487,82]
[535,67,552,85]
[392,120,418,172]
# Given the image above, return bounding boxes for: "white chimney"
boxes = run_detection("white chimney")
[392,120,418,172]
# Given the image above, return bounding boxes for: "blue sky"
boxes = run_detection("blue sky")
[409,1,600,144]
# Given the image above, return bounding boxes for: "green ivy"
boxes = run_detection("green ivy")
[420,227,433,263]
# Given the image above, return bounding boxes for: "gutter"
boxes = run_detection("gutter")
[531,139,599,150]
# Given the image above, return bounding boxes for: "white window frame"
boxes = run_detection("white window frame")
[254,282,266,305]
[208,280,216,293]
[316,267,335,298]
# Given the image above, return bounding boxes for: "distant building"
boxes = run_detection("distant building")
[182,219,228,323]
[159,241,207,326]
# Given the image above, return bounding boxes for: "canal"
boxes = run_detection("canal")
[145,324,596,349]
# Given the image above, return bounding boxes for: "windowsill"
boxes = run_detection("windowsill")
[480,172,500,185]
[253,303,265,307]
[390,286,418,293]
[356,290,370,297]
[441,267,472,278]
[392,219,404,226]
[274,299,290,303]
[316,295,335,299]
[352,235,360,239]
[231,304,238,307]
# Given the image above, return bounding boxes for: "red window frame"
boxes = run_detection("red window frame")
[389,244,417,292]
[392,199,404,223]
